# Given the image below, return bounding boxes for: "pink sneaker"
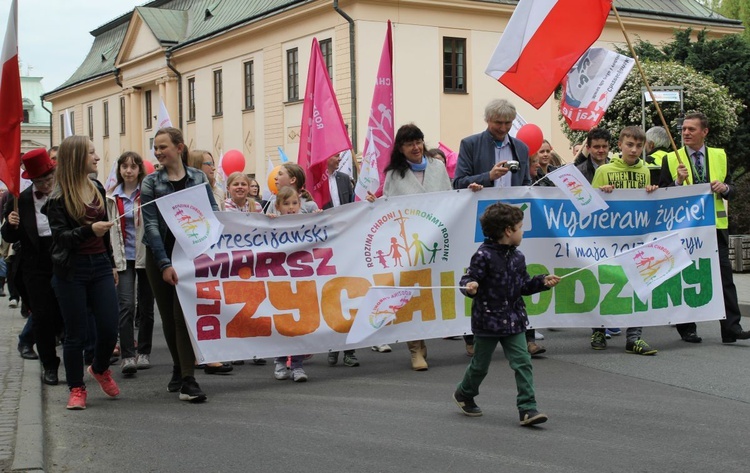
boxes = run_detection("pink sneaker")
[66,387,87,410]
[87,365,120,397]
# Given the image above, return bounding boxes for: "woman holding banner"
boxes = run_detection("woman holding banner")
[142,127,219,403]
[374,123,452,370]
[45,136,120,410]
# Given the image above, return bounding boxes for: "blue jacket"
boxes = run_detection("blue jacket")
[141,165,218,271]
[453,130,531,189]
[460,239,548,337]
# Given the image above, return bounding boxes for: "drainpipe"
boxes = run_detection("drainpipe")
[333,0,357,154]
[165,50,183,129]
[40,99,53,148]
[114,67,123,88]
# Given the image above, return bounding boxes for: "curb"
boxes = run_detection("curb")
[11,360,44,473]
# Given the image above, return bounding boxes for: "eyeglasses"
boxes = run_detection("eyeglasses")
[202,161,215,167]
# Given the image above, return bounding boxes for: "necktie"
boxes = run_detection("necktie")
[34,191,48,200]
[693,151,704,183]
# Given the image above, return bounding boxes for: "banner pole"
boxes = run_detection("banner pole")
[611,4,687,181]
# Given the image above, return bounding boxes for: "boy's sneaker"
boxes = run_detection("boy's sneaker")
[167,366,182,392]
[534,331,545,340]
[135,354,151,369]
[121,357,137,375]
[291,367,308,382]
[625,339,658,355]
[453,389,482,417]
[87,365,120,397]
[591,331,607,350]
[343,352,360,367]
[606,328,622,338]
[371,344,392,353]
[327,352,339,366]
[274,362,290,380]
[179,376,207,403]
[520,409,548,426]
[66,387,87,410]
[8,298,18,308]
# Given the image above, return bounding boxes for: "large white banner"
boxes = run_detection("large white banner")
[173,185,723,362]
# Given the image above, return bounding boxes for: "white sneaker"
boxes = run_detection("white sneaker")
[291,367,308,382]
[9,299,18,308]
[534,331,545,340]
[121,357,137,375]
[274,362,290,380]
[135,353,151,369]
[371,344,392,353]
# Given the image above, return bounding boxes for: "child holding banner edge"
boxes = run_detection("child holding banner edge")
[453,202,559,426]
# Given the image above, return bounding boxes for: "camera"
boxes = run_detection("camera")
[502,160,520,173]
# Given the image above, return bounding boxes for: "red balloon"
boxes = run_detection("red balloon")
[221,149,246,175]
[516,124,544,156]
[143,160,155,174]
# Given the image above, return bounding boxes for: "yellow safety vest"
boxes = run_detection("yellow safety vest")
[664,146,729,229]
[648,149,668,167]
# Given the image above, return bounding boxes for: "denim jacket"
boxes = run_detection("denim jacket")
[140,165,218,271]
[460,239,549,337]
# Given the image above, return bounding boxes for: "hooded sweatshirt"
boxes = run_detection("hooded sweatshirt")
[591,156,650,189]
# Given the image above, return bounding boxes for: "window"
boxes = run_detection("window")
[213,70,223,116]
[87,106,94,139]
[60,114,65,140]
[319,39,333,79]
[443,37,467,93]
[70,112,75,134]
[103,101,109,137]
[244,60,255,110]
[145,90,153,129]
[287,48,299,101]
[120,97,126,134]
[188,77,196,121]
[22,110,29,123]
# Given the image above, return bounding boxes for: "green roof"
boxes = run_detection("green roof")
[46,0,742,97]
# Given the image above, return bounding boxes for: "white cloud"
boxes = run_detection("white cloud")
[0,0,144,91]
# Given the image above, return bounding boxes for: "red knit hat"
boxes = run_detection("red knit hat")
[21,148,56,180]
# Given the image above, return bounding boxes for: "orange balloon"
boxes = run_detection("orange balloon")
[267,165,282,194]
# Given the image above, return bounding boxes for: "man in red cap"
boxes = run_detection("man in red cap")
[2,148,65,385]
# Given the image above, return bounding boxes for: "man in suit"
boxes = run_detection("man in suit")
[1,148,65,384]
[452,99,544,357]
[659,111,750,344]
[322,153,355,209]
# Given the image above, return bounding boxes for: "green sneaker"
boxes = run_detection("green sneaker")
[590,331,607,350]
[626,339,658,355]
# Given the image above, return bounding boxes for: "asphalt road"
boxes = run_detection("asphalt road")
[41,319,750,473]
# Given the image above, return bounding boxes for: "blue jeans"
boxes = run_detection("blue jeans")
[18,314,34,347]
[118,261,155,358]
[53,253,119,389]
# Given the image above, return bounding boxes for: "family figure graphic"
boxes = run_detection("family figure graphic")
[375,212,442,268]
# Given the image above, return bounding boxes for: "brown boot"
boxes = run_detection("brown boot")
[419,340,427,360]
[527,342,546,357]
[407,341,428,371]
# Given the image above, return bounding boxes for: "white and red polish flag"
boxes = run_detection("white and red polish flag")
[485,0,612,109]
[354,20,394,201]
[0,0,22,196]
[298,38,352,209]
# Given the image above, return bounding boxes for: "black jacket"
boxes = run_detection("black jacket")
[1,186,54,273]
[43,179,115,280]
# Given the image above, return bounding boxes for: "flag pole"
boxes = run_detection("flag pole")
[610,4,688,182]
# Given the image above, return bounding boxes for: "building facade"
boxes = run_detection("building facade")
[21,76,52,154]
[43,0,743,179]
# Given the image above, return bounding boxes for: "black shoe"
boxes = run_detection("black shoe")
[167,366,182,392]
[203,362,233,374]
[18,345,39,360]
[732,330,750,340]
[519,409,548,426]
[42,369,59,386]
[681,332,702,343]
[452,390,482,417]
[179,376,207,403]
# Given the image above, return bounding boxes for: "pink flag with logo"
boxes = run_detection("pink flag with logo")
[298,38,352,208]
[438,142,458,178]
[354,21,394,201]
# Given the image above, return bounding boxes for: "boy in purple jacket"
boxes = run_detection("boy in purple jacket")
[453,203,560,426]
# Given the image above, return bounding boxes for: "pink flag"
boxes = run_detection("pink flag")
[354,21,394,201]
[0,0,22,196]
[485,0,612,109]
[298,38,352,208]
[438,142,458,179]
